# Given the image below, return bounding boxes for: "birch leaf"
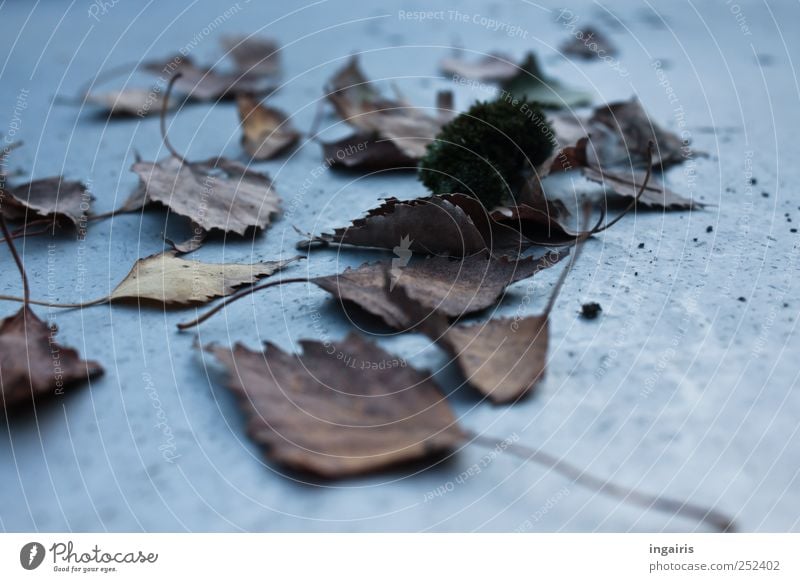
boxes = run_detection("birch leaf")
[206,333,464,478]
[237,94,300,160]
[110,252,301,306]
[0,307,103,410]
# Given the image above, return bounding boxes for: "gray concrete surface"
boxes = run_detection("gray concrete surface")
[0,0,798,532]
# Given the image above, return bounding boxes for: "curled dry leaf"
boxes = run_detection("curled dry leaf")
[307,194,579,256]
[0,214,103,411]
[220,35,280,77]
[109,251,301,306]
[206,333,464,478]
[131,156,281,236]
[1,177,92,227]
[314,252,564,329]
[500,52,592,109]
[443,316,548,403]
[547,98,692,170]
[586,97,690,169]
[439,52,519,83]
[389,284,548,404]
[141,56,274,102]
[0,307,104,410]
[237,94,300,160]
[325,56,453,160]
[84,88,172,117]
[582,166,700,210]
[321,133,417,170]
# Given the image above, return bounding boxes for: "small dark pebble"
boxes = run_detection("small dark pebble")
[638,242,645,249]
[581,302,603,320]
[762,192,769,198]
[706,226,713,233]
[791,228,797,233]
[749,177,757,185]
[738,297,746,302]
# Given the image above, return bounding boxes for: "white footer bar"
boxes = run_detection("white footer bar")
[1,534,796,580]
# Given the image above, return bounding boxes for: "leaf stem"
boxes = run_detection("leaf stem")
[0,213,29,306]
[543,204,591,317]
[468,431,734,532]
[590,141,654,235]
[177,277,310,330]
[0,295,109,309]
[161,73,189,165]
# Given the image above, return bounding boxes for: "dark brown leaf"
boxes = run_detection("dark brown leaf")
[2,177,92,227]
[141,56,273,101]
[207,333,464,477]
[0,307,103,409]
[312,252,566,329]
[308,194,574,257]
[237,94,300,160]
[130,156,281,236]
[321,133,417,170]
[325,56,450,159]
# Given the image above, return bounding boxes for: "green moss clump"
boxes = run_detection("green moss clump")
[418,98,555,208]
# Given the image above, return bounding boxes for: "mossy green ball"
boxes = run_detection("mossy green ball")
[419,98,555,208]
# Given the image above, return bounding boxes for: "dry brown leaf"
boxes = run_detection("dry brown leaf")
[84,88,172,117]
[131,156,281,236]
[582,166,700,209]
[0,307,103,410]
[325,56,451,159]
[207,333,464,477]
[1,177,92,227]
[320,133,417,170]
[587,97,689,168]
[388,284,549,404]
[308,194,578,256]
[141,56,274,101]
[177,251,566,331]
[109,251,301,306]
[443,316,548,403]
[312,252,565,329]
[237,95,300,160]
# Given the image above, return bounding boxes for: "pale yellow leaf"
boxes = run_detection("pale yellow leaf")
[110,252,301,305]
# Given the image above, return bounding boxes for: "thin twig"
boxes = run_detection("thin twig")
[591,141,655,235]
[176,277,310,330]
[0,213,29,305]
[468,431,734,532]
[161,73,188,164]
[0,295,109,309]
[543,203,591,317]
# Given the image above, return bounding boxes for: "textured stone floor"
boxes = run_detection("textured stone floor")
[0,0,797,532]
